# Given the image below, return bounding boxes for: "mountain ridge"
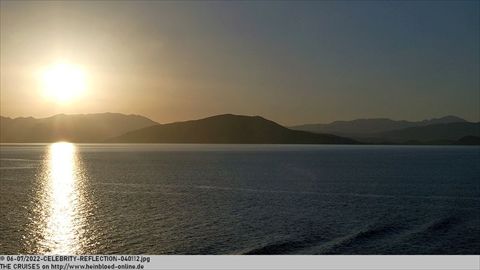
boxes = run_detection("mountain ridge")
[1,113,477,144]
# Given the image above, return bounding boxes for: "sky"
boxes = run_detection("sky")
[1,1,479,125]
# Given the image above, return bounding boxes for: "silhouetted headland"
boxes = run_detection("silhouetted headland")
[108,114,357,144]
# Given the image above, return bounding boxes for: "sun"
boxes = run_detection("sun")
[41,63,86,103]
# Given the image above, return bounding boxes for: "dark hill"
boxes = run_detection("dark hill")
[456,136,480,145]
[108,114,357,144]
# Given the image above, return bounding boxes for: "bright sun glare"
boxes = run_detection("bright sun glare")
[41,63,86,103]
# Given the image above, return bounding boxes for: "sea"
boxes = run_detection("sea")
[0,143,479,254]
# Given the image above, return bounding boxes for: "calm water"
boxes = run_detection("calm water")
[0,143,479,254]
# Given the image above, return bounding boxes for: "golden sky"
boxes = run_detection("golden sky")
[1,1,479,125]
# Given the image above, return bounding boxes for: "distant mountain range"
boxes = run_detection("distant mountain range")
[0,113,158,142]
[108,114,356,144]
[291,116,467,136]
[291,116,479,144]
[369,122,480,144]
[0,113,478,144]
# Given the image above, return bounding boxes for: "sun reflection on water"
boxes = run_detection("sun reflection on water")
[39,142,85,254]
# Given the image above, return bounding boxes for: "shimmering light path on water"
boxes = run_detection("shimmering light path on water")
[33,143,88,254]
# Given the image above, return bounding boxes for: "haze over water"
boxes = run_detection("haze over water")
[1,144,479,254]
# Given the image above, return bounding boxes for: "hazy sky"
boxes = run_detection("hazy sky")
[1,1,479,125]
